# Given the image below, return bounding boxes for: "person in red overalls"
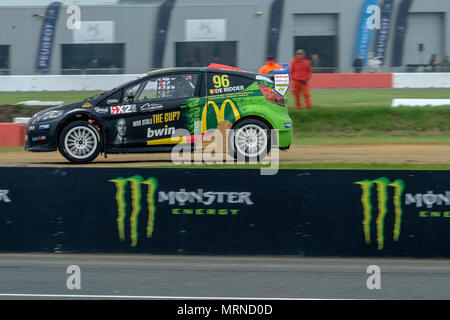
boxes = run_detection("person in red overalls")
[290,49,313,109]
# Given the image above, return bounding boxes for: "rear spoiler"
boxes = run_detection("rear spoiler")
[261,64,290,96]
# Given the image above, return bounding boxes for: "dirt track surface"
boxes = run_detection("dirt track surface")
[2,144,450,167]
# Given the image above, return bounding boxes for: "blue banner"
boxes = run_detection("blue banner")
[375,0,394,65]
[36,1,61,72]
[354,0,380,66]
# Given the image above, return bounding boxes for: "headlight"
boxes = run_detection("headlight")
[31,110,64,124]
[41,110,63,120]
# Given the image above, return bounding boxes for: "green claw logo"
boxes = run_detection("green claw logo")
[109,175,158,247]
[354,178,405,250]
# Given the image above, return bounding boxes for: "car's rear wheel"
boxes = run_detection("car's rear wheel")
[58,121,101,164]
[229,119,271,161]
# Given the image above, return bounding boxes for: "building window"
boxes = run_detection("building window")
[0,45,10,75]
[176,41,237,68]
[294,36,337,73]
[61,43,125,74]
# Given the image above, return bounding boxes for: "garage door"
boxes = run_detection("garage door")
[403,13,444,65]
[293,14,337,36]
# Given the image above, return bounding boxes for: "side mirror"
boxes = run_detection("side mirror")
[107,99,119,104]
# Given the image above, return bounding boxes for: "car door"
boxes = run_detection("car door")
[203,71,255,133]
[98,79,144,148]
[127,72,202,148]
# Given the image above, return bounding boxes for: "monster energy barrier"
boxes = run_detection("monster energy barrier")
[1,168,449,256]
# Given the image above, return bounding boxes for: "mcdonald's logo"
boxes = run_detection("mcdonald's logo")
[354,177,405,250]
[201,99,241,133]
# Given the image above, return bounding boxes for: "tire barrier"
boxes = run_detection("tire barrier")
[309,73,393,89]
[1,168,449,257]
[0,123,25,147]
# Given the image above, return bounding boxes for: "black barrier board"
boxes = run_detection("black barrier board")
[0,168,449,257]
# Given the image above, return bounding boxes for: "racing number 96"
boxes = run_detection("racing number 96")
[212,75,230,88]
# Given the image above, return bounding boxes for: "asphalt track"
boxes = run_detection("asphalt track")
[1,146,449,301]
[3,144,450,166]
[0,254,448,300]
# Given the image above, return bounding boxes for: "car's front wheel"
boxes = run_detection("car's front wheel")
[229,119,271,161]
[58,121,102,164]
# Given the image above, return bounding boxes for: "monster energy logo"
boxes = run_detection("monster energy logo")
[109,175,158,247]
[354,177,405,250]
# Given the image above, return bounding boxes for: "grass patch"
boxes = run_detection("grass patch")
[286,89,450,140]
[0,147,23,152]
[289,89,450,108]
[289,105,450,139]
[0,92,100,106]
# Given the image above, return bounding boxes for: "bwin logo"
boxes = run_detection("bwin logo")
[147,125,175,139]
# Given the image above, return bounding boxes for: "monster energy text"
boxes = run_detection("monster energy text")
[109,176,253,247]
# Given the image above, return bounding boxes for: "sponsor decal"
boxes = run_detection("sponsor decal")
[355,177,450,251]
[81,102,93,108]
[94,107,108,114]
[0,189,11,203]
[209,85,244,95]
[354,178,405,250]
[140,103,163,112]
[201,99,240,133]
[109,175,253,247]
[114,119,127,145]
[147,125,176,139]
[273,65,290,96]
[152,111,181,124]
[111,104,137,115]
[284,123,292,129]
[256,75,274,83]
[133,118,153,127]
[32,136,47,142]
[38,124,50,130]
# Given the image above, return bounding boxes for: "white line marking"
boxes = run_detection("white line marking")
[0,293,334,300]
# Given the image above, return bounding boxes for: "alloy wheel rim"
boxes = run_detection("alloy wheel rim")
[64,126,97,160]
[234,124,268,158]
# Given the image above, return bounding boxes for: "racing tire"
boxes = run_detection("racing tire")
[58,121,102,164]
[228,118,271,162]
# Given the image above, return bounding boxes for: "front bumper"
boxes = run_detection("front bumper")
[25,123,58,152]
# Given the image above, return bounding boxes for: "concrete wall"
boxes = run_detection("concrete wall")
[0,0,448,75]
[1,73,449,92]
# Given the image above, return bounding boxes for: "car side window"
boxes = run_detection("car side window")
[103,89,122,105]
[123,83,142,103]
[135,73,199,102]
[206,73,254,96]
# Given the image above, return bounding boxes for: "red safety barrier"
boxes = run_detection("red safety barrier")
[0,123,26,147]
[309,73,393,89]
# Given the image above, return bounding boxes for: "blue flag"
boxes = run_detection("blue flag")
[36,2,61,72]
[354,0,380,66]
[375,0,394,65]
